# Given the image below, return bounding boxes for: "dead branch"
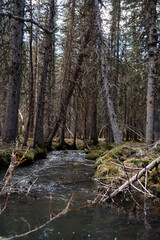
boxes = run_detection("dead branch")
[7,194,74,240]
[0,12,57,34]
[102,156,160,202]
[111,161,142,171]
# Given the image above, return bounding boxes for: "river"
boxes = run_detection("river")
[0,150,160,240]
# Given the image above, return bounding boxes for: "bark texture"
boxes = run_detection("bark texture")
[2,0,25,143]
[146,0,158,145]
[34,0,55,148]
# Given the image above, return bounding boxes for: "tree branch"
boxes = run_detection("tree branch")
[0,12,57,34]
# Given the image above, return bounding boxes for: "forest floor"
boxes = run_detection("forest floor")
[85,140,160,198]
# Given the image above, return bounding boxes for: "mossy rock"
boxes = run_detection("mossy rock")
[94,163,119,178]
[97,142,115,151]
[85,150,104,160]
[95,145,136,166]
[94,145,136,178]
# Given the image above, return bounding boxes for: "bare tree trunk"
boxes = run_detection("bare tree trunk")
[34,0,55,148]
[146,0,158,145]
[94,0,122,146]
[59,0,76,148]
[45,26,91,148]
[23,0,34,145]
[2,0,25,143]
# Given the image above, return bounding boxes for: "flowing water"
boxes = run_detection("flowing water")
[0,150,160,240]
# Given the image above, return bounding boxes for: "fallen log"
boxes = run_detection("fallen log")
[104,156,160,201]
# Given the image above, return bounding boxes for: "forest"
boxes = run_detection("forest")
[0,0,159,149]
[0,1,160,239]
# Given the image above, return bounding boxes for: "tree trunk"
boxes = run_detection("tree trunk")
[45,26,91,148]
[146,0,158,145]
[59,0,76,148]
[94,0,122,146]
[23,0,34,145]
[34,0,55,148]
[2,0,25,143]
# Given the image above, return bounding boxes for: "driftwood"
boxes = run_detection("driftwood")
[103,156,160,202]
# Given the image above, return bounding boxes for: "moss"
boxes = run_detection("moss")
[94,163,119,178]
[85,150,103,160]
[94,145,136,178]
[130,159,150,167]
[0,147,47,169]
[148,167,160,184]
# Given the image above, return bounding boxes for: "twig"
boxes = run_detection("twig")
[7,194,74,239]
[111,161,142,171]
[137,180,157,198]
[0,12,57,34]
[21,217,31,231]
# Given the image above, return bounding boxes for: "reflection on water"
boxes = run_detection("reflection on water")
[0,150,160,240]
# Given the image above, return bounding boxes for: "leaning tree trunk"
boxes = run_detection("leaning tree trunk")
[2,0,25,143]
[34,0,55,148]
[45,26,91,148]
[146,0,158,145]
[94,0,122,146]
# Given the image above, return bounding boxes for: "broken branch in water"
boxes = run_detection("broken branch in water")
[6,194,74,240]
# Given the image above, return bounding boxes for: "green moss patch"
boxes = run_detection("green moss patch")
[94,145,136,178]
[0,147,47,169]
[85,150,104,160]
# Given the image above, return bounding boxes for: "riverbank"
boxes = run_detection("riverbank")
[85,142,160,197]
[0,142,47,169]
[0,138,85,170]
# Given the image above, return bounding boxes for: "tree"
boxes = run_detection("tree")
[2,0,25,143]
[45,0,93,148]
[34,0,55,148]
[146,0,158,145]
[94,0,122,146]
[23,0,35,145]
